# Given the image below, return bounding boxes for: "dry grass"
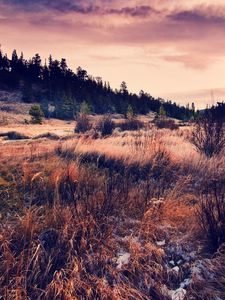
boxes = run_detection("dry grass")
[0,100,30,125]
[0,123,224,299]
[0,120,75,138]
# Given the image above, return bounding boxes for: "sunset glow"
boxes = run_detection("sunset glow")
[1,0,225,107]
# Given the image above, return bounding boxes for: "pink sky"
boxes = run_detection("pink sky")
[1,0,225,108]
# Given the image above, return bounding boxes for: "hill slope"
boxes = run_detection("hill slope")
[0,49,194,120]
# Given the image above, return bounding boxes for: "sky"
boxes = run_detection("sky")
[1,0,225,108]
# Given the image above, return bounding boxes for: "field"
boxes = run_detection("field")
[0,110,225,300]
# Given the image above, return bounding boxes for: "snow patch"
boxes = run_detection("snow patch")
[116,251,130,269]
[172,266,180,273]
[156,240,166,246]
[169,260,175,266]
[191,259,215,281]
[169,288,186,300]
[180,278,191,289]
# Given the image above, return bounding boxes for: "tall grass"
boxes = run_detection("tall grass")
[0,126,224,299]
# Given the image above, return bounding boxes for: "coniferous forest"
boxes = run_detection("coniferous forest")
[0,49,194,120]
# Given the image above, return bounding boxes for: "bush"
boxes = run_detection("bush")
[75,114,92,133]
[117,118,144,131]
[0,131,30,140]
[191,112,225,158]
[154,117,179,130]
[95,115,115,136]
[33,132,60,140]
[29,104,44,124]
[197,182,225,251]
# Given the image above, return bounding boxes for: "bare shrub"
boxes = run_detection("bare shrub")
[117,118,144,131]
[154,117,179,130]
[191,111,225,158]
[74,114,92,133]
[95,115,115,136]
[33,132,60,140]
[0,131,30,140]
[197,182,225,251]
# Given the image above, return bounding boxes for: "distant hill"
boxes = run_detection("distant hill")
[0,49,194,120]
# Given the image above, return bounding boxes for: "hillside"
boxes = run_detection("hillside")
[0,49,194,120]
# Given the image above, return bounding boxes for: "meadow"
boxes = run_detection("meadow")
[0,112,224,300]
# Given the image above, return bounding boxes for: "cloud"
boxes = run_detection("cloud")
[2,0,225,70]
[168,6,225,26]
[108,6,158,17]
[2,0,99,14]
[1,0,157,17]
[163,54,214,69]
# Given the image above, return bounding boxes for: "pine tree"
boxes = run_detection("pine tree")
[22,82,34,103]
[0,48,3,71]
[80,101,91,115]
[60,58,68,75]
[11,49,18,71]
[60,95,74,119]
[120,81,128,94]
[31,53,42,79]
[159,105,166,117]
[126,105,135,119]
[77,67,88,80]
[29,105,44,124]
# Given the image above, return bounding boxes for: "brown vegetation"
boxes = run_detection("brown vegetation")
[154,117,179,130]
[0,118,224,299]
[191,112,225,158]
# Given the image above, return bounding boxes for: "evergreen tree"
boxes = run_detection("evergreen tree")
[29,104,44,124]
[77,66,88,80]
[30,53,42,79]
[159,105,166,116]
[11,50,19,71]
[60,58,68,75]
[120,81,128,94]
[60,95,75,119]
[0,48,3,71]
[80,101,91,115]
[22,82,34,103]
[126,105,135,119]
[2,54,9,71]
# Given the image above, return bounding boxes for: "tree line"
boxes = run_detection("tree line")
[0,48,194,120]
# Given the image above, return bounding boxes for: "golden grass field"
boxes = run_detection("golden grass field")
[0,107,224,300]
